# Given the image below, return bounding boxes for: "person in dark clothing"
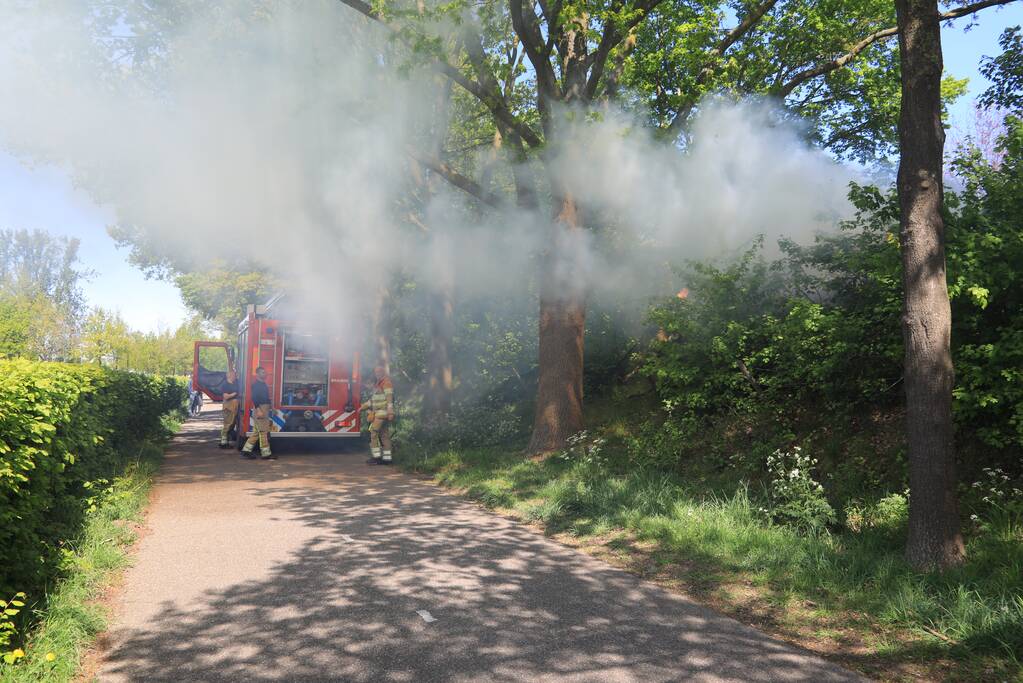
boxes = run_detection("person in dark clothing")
[241,366,274,459]
[219,369,239,448]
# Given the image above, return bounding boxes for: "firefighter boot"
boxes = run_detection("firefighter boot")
[260,447,275,460]
[366,447,382,465]
[381,450,393,465]
[240,445,257,460]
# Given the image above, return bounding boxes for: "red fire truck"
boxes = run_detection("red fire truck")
[192,294,363,449]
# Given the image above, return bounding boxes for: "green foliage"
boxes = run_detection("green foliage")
[0,592,27,664]
[625,0,904,160]
[390,285,636,454]
[405,402,526,451]
[0,296,33,358]
[0,447,166,681]
[966,467,1023,531]
[764,447,836,533]
[844,492,909,535]
[0,229,90,361]
[382,276,539,451]
[174,263,279,337]
[80,308,211,374]
[638,118,1023,492]
[980,26,1023,113]
[0,360,184,605]
[946,116,1023,452]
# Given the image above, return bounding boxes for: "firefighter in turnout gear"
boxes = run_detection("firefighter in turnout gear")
[242,366,274,459]
[362,365,395,465]
[219,368,239,448]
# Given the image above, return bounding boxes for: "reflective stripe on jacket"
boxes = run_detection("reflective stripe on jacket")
[367,377,394,413]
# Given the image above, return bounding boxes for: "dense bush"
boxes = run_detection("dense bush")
[0,360,184,601]
[400,401,527,452]
[636,117,1023,520]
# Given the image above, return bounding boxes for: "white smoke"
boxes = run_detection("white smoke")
[544,102,855,300]
[0,0,857,342]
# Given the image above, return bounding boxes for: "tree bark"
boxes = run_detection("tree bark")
[425,273,454,420]
[895,0,965,571]
[371,285,392,375]
[527,193,586,454]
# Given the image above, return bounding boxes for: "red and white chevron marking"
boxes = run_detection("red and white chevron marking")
[321,410,358,433]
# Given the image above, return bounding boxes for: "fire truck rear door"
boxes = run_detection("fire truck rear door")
[192,341,234,400]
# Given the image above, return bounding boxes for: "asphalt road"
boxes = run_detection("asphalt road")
[97,406,865,682]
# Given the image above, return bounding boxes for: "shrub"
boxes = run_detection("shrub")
[0,592,26,664]
[764,447,836,533]
[965,466,1023,529]
[406,401,526,451]
[0,360,184,602]
[559,431,607,464]
[636,131,1023,528]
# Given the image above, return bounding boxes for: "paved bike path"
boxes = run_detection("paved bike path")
[97,408,865,682]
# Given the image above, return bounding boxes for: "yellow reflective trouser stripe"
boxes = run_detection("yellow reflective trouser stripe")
[244,404,271,450]
[221,399,239,439]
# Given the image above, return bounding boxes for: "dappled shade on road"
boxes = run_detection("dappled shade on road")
[98,409,863,682]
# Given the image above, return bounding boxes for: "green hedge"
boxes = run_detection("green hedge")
[0,360,185,600]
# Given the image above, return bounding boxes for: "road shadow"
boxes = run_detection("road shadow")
[163,406,368,485]
[101,411,865,682]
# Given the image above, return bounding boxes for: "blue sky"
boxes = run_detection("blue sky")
[1,4,1020,333]
[0,156,190,333]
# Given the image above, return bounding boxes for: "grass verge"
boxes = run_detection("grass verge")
[408,447,1023,683]
[0,417,177,683]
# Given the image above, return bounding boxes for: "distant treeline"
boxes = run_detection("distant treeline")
[0,227,215,373]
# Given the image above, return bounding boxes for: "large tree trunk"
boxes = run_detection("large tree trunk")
[896,0,965,571]
[527,193,585,454]
[425,275,454,420]
[524,24,591,456]
[371,286,392,375]
[421,77,455,420]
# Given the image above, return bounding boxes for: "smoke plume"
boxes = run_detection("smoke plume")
[0,0,857,341]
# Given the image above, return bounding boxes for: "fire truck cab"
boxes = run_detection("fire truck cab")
[192,294,362,449]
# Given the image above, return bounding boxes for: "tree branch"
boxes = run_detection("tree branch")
[582,0,626,98]
[713,0,779,56]
[404,210,431,234]
[542,0,564,55]
[823,118,875,149]
[777,0,1020,98]
[776,25,899,97]
[502,39,519,99]
[583,0,665,100]
[407,149,503,208]
[463,31,513,107]
[666,0,1017,137]
[511,0,559,98]
[335,0,543,148]
[665,0,779,136]
[942,0,1020,21]
[599,30,638,103]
